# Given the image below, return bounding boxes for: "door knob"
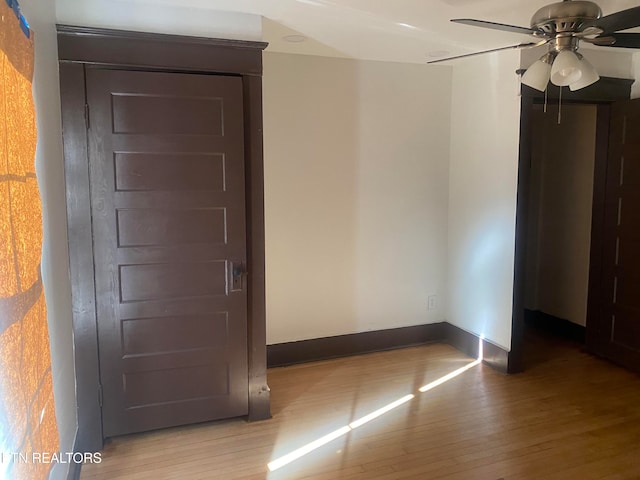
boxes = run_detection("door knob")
[231,261,246,291]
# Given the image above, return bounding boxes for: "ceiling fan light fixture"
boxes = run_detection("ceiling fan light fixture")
[550,50,582,86]
[522,54,554,92]
[569,54,600,90]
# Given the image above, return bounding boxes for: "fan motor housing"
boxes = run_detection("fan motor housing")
[531,0,602,34]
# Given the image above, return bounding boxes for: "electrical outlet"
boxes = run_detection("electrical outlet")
[428,295,438,310]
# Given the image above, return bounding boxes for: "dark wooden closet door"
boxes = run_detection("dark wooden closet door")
[590,98,640,373]
[86,68,248,436]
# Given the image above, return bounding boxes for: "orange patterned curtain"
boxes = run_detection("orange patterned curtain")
[1,1,60,479]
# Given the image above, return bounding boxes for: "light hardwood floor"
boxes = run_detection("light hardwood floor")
[81,332,640,479]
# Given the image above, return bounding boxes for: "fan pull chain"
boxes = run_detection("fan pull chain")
[544,84,548,113]
[557,86,562,125]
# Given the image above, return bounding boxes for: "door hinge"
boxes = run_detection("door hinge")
[98,384,103,407]
[85,104,90,130]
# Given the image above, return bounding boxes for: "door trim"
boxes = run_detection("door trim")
[510,78,633,373]
[57,25,267,76]
[58,26,269,452]
[585,104,613,355]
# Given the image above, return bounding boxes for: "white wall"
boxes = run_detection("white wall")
[19,1,76,479]
[263,53,452,344]
[56,0,262,40]
[447,51,522,351]
[525,104,597,326]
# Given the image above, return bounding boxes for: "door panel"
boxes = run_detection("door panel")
[115,208,227,247]
[114,152,225,192]
[86,69,248,437]
[591,98,640,372]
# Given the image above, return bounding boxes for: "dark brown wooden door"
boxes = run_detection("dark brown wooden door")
[589,98,640,373]
[86,69,248,436]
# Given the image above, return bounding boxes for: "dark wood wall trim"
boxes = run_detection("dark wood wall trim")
[509,94,535,375]
[243,75,270,420]
[58,26,269,452]
[586,104,612,355]
[267,322,510,372]
[268,323,447,367]
[443,323,510,374]
[59,62,103,452]
[57,25,267,76]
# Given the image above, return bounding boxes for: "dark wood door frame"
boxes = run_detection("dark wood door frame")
[510,77,633,373]
[57,25,270,452]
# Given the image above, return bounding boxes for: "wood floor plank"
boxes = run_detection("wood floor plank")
[81,330,640,479]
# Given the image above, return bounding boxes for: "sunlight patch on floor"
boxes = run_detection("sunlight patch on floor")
[268,337,484,472]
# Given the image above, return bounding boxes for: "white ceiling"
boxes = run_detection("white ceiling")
[88,0,640,64]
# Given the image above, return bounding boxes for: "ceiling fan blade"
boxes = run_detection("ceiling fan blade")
[582,36,615,46]
[427,41,547,64]
[585,6,640,34]
[451,19,542,36]
[589,32,640,49]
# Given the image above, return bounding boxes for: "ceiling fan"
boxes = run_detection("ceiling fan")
[429,0,640,91]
